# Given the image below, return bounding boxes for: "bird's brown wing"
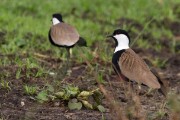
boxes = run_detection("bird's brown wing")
[118,48,160,89]
[50,23,79,46]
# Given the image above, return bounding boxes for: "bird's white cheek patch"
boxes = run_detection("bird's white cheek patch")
[52,18,60,25]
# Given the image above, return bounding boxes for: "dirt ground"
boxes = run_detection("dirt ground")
[0,18,180,120]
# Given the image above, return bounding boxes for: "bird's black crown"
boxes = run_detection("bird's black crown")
[52,13,63,22]
[112,29,130,41]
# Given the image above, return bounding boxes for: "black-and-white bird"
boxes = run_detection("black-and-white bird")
[48,13,86,63]
[108,29,167,96]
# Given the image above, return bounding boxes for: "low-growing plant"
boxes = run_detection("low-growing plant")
[0,57,11,66]
[156,109,167,119]
[23,85,38,95]
[0,79,11,90]
[35,68,45,77]
[171,38,178,54]
[152,58,167,68]
[16,68,22,79]
[36,90,49,103]
[167,94,180,114]
[34,84,104,111]
[136,39,150,49]
[97,72,106,84]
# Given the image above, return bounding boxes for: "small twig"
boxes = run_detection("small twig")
[33,57,51,65]
[33,53,50,59]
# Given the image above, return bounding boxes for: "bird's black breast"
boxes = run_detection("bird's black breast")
[48,30,55,45]
[48,29,59,47]
[112,50,125,74]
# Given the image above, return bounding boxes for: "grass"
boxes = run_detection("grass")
[0,0,180,119]
[0,0,179,54]
[0,79,11,90]
[152,58,168,68]
[23,85,38,95]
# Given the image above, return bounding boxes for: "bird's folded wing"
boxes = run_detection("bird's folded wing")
[50,23,79,46]
[119,49,160,89]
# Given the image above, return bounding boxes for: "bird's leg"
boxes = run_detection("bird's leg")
[69,48,73,58]
[62,48,72,76]
[65,48,70,71]
[56,48,70,80]
[57,48,70,83]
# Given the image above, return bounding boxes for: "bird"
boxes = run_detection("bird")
[107,29,167,96]
[48,13,87,70]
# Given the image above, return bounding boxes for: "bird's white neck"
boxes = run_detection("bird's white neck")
[114,34,129,53]
[52,18,60,25]
[114,45,129,53]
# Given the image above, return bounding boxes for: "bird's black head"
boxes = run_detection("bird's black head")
[112,29,130,40]
[107,29,131,47]
[52,13,63,22]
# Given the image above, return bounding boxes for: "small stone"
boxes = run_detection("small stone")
[54,101,60,107]
[21,101,25,106]
[49,72,56,75]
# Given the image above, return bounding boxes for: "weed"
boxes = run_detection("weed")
[16,68,22,79]
[35,84,103,110]
[136,39,150,49]
[0,79,11,90]
[0,57,11,66]
[35,68,44,77]
[97,72,106,84]
[156,109,167,119]
[167,94,180,114]
[152,58,167,68]
[36,90,49,103]
[23,85,38,95]
[171,38,178,54]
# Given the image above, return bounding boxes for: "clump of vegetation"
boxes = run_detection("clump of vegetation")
[34,84,105,112]
[152,58,168,69]
[0,79,11,91]
[23,85,38,95]
[167,94,180,120]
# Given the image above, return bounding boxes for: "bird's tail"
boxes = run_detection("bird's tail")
[76,37,87,47]
[151,68,169,97]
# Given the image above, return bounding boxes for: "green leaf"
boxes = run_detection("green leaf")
[77,88,100,100]
[16,39,26,48]
[97,105,105,113]
[78,91,93,97]
[36,90,49,103]
[46,84,54,93]
[55,91,65,98]
[48,95,56,101]
[81,100,93,109]
[68,99,82,110]
[66,86,79,96]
